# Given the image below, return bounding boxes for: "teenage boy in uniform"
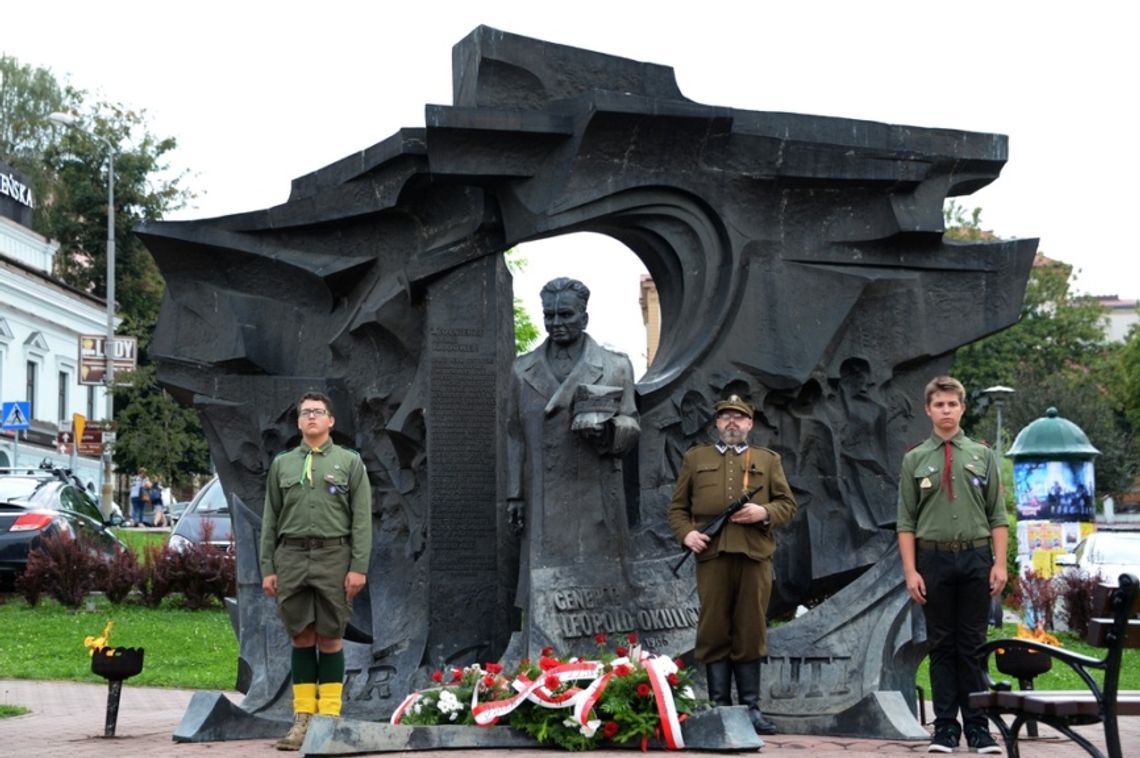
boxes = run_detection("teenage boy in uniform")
[897,376,1006,754]
[261,392,372,751]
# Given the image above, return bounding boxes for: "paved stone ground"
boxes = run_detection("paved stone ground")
[0,679,1124,756]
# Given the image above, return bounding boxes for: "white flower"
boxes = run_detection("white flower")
[580,719,601,738]
[656,655,678,676]
[680,686,696,701]
[449,712,459,721]
[563,717,579,729]
[437,690,464,714]
[569,657,579,663]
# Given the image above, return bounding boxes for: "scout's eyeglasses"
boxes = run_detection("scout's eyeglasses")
[299,408,330,418]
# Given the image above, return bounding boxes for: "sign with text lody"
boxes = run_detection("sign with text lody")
[78,335,138,385]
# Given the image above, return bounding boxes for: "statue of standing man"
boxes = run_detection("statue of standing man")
[507,277,640,636]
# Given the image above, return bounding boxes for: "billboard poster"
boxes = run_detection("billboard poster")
[1013,458,1096,522]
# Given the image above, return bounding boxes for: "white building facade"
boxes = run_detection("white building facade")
[1,160,109,488]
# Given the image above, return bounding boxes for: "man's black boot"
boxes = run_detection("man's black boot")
[705,659,733,707]
[733,660,777,735]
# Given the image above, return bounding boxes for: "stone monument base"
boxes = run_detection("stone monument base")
[299,707,763,754]
[770,690,928,741]
[173,691,288,742]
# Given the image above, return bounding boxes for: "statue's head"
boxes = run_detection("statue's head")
[540,277,590,346]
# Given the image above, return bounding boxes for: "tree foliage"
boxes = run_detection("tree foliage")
[111,366,210,489]
[506,249,541,353]
[0,55,78,166]
[2,54,208,485]
[947,202,1138,495]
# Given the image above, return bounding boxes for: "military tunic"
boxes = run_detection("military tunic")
[261,440,372,638]
[667,444,797,661]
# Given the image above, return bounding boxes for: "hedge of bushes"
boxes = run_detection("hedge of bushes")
[16,525,234,610]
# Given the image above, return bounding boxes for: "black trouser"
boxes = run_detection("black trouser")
[917,545,992,729]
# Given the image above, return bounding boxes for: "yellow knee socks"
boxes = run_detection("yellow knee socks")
[292,682,317,715]
[317,682,344,717]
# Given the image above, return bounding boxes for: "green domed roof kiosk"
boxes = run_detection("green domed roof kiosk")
[1007,407,1100,576]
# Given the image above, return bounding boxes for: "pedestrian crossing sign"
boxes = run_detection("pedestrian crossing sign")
[1,401,31,430]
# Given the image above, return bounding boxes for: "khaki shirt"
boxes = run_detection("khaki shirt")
[896,431,1006,541]
[260,440,373,575]
[667,444,797,562]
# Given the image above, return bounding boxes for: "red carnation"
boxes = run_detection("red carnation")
[627,632,639,644]
[452,668,463,682]
[431,670,443,683]
[544,673,561,690]
[673,657,685,670]
[615,645,629,657]
[541,646,555,656]
[594,633,608,644]
[539,656,559,671]
[613,664,633,677]
[483,675,495,687]
[668,673,680,686]
[603,721,620,739]
[636,682,652,698]
[485,662,503,674]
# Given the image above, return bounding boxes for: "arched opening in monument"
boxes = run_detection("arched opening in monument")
[511,231,652,379]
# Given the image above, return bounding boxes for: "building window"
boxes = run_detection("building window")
[26,360,37,418]
[59,371,70,423]
[87,385,96,420]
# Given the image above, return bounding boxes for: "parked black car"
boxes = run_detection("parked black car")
[0,464,127,589]
[169,475,233,553]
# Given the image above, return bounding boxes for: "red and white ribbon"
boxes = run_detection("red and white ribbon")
[390,692,421,725]
[643,655,685,750]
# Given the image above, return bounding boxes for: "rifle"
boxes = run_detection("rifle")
[671,484,763,576]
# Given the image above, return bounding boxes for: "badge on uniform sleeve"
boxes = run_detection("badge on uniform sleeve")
[920,477,932,489]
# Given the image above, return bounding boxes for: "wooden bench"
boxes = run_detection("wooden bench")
[968,572,1140,758]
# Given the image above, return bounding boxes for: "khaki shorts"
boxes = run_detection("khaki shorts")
[274,542,353,639]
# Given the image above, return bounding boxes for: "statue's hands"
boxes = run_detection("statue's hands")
[507,499,526,534]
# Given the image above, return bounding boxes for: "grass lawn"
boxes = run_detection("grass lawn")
[110,528,169,561]
[0,705,30,718]
[914,622,1140,695]
[0,595,238,690]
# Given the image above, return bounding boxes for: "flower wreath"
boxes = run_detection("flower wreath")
[392,633,699,751]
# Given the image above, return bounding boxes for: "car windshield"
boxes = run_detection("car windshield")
[1093,536,1140,564]
[193,479,229,514]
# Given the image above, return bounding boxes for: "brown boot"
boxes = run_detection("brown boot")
[275,712,312,751]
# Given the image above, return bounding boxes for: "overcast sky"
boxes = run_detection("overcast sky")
[6,1,1137,375]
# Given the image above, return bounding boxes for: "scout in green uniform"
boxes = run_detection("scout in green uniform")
[896,376,1006,754]
[261,392,372,751]
[667,395,797,735]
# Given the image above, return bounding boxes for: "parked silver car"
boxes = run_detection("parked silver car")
[168,476,233,553]
[1054,531,1140,585]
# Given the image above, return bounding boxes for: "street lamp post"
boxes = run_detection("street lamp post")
[49,112,116,521]
[982,385,1016,457]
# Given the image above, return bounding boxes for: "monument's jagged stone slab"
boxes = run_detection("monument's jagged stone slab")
[140,25,1035,743]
